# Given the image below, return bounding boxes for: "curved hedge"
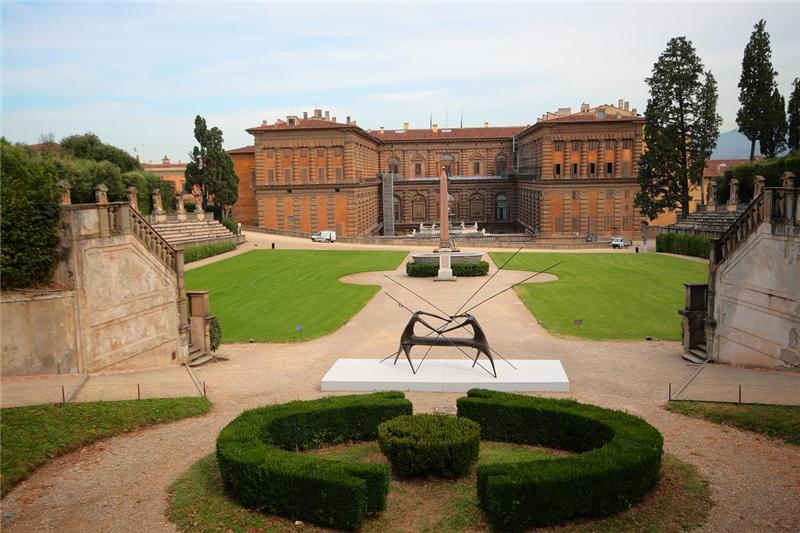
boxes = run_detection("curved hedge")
[406,260,490,277]
[216,392,412,531]
[378,413,479,478]
[457,389,663,531]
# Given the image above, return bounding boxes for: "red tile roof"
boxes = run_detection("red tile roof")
[246,118,356,133]
[703,158,756,177]
[374,126,526,142]
[228,145,256,154]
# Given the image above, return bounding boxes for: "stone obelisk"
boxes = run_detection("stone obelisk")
[436,167,455,281]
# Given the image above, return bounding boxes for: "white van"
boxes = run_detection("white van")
[311,230,336,243]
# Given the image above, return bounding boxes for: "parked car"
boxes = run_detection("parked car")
[610,236,630,249]
[311,230,337,243]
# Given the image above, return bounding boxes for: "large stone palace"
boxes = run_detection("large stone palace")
[228,101,645,239]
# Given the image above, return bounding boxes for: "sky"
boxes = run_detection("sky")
[2,1,799,163]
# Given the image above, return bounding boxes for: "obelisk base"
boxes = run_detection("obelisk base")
[436,248,456,281]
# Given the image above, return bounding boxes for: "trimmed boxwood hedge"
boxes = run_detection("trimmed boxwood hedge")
[406,260,490,277]
[458,389,663,531]
[216,392,412,531]
[378,413,480,478]
[183,241,236,263]
[656,233,710,258]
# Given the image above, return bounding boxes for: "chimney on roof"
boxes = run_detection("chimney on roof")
[351,120,357,125]
[346,115,351,124]
[624,101,629,111]
[379,126,384,135]
[632,108,637,115]
[332,116,336,123]
[162,155,170,165]
[403,122,409,130]
[618,99,624,109]
[314,108,322,118]
[581,103,590,112]
[557,107,571,117]
[484,121,489,128]
[303,111,308,119]
[262,120,268,126]
[325,110,330,121]
[432,123,439,133]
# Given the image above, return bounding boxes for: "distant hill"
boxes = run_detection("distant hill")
[712,129,759,159]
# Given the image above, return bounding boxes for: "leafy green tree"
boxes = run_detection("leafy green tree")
[184,116,239,213]
[736,19,777,161]
[788,78,800,152]
[759,87,788,158]
[60,133,141,172]
[635,37,721,220]
[122,170,175,215]
[0,140,62,288]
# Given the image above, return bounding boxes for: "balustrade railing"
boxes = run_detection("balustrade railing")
[128,207,177,273]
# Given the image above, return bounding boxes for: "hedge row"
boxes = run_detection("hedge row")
[406,260,490,277]
[457,389,663,531]
[183,241,236,263]
[378,414,479,479]
[717,150,799,204]
[216,392,412,531]
[220,218,238,235]
[656,233,710,258]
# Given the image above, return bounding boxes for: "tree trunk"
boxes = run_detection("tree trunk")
[750,139,756,162]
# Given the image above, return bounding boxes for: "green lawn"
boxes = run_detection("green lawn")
[490,252,708,341]
[185,250,407,343]
[666,401,800,445]
[0,397,211,496]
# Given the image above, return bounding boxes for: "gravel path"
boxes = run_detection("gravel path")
[2,250,798,532]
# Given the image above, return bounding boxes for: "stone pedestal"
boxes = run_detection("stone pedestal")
[436,248,455,281]
[175,192,187,221]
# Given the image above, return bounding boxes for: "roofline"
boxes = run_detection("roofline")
[513,116,645,140]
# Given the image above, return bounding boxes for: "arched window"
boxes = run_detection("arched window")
[412,156,425,177]
[388,157,399,176]
[495,155,507,175]
[447,193,458,219]
[471,158,483,176]
[440,153,456,177]
[496,194,508,221]
[469,194,484,221]
[393,196,402,223]
[412,196,427,221]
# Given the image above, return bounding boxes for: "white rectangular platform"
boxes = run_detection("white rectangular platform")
[320,359,569,393]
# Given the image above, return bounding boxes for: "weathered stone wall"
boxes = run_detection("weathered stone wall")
[710,221,800,369]
[1,291,79,375]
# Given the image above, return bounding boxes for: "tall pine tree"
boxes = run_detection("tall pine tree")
[635,37,721,220]
[788,78,800,152]
[184,116,239,213]
[736,19,777,161]
[759,87,788,158]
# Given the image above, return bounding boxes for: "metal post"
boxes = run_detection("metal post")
[137,383,141,400]
[203,381,206,398]
[738,384,741,405]
[668,382,671,401]
[62,385,66,403]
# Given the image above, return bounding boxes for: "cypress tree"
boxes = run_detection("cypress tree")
[736,19,777,161]
[788,78,800,152]
[759,87,788,158]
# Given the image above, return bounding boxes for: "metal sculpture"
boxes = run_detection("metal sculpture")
[380,252,562,378]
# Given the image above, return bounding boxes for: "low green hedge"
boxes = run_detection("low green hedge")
[183,241,236,263]
[406,260,490,277]
[656,233,710,258]
[458,389,663,531]
[216,392,412,531]
[378,414,480,479]
[220,218,238,234]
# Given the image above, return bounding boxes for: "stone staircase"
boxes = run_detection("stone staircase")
[666,206,747,237]
[150,220,235,248]
[682,342,708,364]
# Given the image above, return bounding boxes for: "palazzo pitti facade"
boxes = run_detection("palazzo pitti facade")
[229,101,645,239]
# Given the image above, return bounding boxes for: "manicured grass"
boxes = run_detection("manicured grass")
[490,252,708,341]
[666,400,800,445]
[168,447,711,533]
[184,250,407,342]
[0,397,211,496]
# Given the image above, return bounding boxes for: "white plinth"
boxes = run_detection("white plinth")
[320,359,570,393]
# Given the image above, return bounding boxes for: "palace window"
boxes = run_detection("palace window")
[268,169,275,183]
[473,160,481,175]
[266,149,275,157]
[300,148,308,157]
[572,191,580,200]
[606,216,613,229]
[572,141,581,151]
[283,148,291,158]
[554,141,565,151]
[623,216,631,230]
[572,163,578,175]
[572,217,581,231]
[284,168,292,181]
[412,196,426,221]
[388,158,399,175]
[606,162,613,175]
[318,168,325,180]
[414,162,423,176]
[606,140,614,150]
[606,190,614,199]
[588,140,599,149]
[555,216,563,232]
[393,196,402,222]
[555,164,561,176]
[334,146,343,155]
[335,167,343,180]
[622,162,632,176]
[589,163,596,176]
[300,168,308,182]
[495,194,508,221]
[623,139,633,149]
[469,194,484,220]
[495,155,507,175]
[317,147,325,157]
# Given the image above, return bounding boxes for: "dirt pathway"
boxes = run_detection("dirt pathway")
[2,254,798,532]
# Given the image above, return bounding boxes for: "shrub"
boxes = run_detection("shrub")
[209,316,222,352]
[183,241,236,263]
[220,218,238,235]
[0,141,62,289]
[216,392,412,531]
[458,389,663,531]
[406,260,490,277]
[656,233,710,258]
[183,200,196,213]
[378,414,480,479]
[717,151,799,204]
